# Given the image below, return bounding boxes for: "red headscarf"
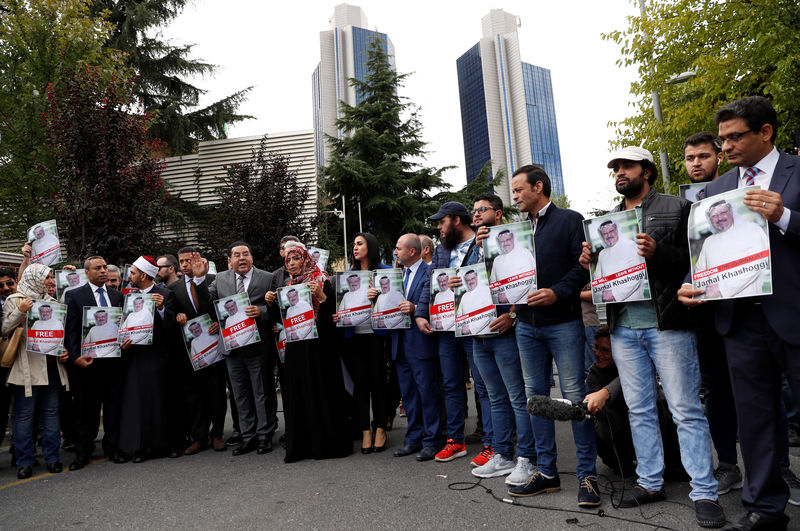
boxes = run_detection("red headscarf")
[285,242,327,313]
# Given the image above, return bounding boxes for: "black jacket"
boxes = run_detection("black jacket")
[607,188,695,331]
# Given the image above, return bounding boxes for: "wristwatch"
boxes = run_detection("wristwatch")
[507,311,517,323]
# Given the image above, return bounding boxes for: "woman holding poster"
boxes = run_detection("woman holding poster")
[333,233,390,454]
[1,263,69,478]
[265,242,351,462]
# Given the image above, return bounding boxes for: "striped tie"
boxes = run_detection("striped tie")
[744,166,758,186]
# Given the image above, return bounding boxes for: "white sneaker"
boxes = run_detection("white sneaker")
[472,453,516,478]
[505,457,537,486]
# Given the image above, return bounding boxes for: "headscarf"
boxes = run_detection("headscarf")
[285,242,327,313]
[17,263,55,302]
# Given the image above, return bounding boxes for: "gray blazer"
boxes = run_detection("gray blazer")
[206,267,276,354]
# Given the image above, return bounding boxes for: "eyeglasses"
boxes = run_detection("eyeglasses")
[471,206,496,216]
[0,280,15,287]
[719,130,755,144]
[591,343,612,354]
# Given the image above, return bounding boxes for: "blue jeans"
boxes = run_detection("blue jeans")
[438,333,492,446]
[472,332,536,460]
[515,319,596,478]
[611,326,717,501]
[12,365,62,466]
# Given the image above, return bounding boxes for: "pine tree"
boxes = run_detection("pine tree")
[93,0,253,155]
[322,37,450,261]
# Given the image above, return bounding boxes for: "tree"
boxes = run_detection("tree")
[198,136,314,271]
[0,0,125,238]
[43,64,181,263]
[603,0,800,193]
[92,0,253,155]
[322,37,451,261]
[551,194,571,209]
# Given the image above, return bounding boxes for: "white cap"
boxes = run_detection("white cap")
[607,146,654,168]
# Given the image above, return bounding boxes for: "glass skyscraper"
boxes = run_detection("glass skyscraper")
[312,4,394,171]
[456,9,564,205]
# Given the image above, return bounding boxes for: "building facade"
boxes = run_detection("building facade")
[457,9,564,205]
[312,3,394,170]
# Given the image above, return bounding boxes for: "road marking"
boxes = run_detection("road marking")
[0,458,108,490]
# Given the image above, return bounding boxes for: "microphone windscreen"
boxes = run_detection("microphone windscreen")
[527,395,588,421]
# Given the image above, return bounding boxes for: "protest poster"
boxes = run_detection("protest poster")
[689,186,772,300]
[118,293,156,345]
[484,221,537,305]
[80,306,122,358]
[275,322,286,363]
[214,292,261,351]
[277,285,318,342]
[26,301,67,356]
[584,210,651,305]
[27,220,62,266]
[679,183,708,203]
[308,247,330,272]
[121,264,135,294]
[182,314,222,371]
[56,269,88,303]
[207,261,218,275]
[335,271,372,329]
[371,269,410,330]
[429,268,456,332]
[454,263,497,338]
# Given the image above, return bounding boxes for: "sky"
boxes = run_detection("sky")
[166,0,643,216]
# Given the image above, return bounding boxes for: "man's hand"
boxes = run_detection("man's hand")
[579,241,592,271]
[190,252,209,279]
[58,350,69,363]
[308,281,324,301]
[601,289,615,303]
[334,314,343,324]
[677,283,706,307]
[475,226,489,248]
[744,189,784,223]
[151,293,164,311]
[264,291,276,305]
[245,305,261,318]
[526,288,557,307]
[367,287,379,300]
[120,338,132,350]
[398,301,415,315]
[21,242,32,258]
[447,276,462,290]
[636,233,656,260]
[416,317,433,335]
[584,388,610,415]
[488,313,514,335]
[63,264,77,271]
[74,355,93,368]
[176,313,188,326]
[208,322,220,335]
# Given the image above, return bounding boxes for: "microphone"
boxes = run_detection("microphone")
[526,395,591,421]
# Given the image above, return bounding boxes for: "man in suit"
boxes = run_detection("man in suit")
[171,248,227,454]
[679,96,800,530]
[382,234,441,462]
[64,256,125,470]
[197,241,277,456]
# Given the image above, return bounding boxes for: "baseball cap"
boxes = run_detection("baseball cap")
[607,146,654,168]
[428,201,470,221]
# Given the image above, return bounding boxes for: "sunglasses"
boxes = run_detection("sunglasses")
[0,280,16,287]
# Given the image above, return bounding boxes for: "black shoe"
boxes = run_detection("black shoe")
[508,472,561,497]
[618,484,666,508]
[361,446,374,455]
[167,449,183,458]
[69,455,91,471]
[393,443,422,457]
[232,438,259,456]
[46,462,63,474]
[373,442,387,453]
[416,446,437,461]
[132,452,148,464]
[113,453,130,464]
[257,439,273,455]
[722,511,786,530]
[226,434,242,447]
[695,499,726,529]
[17,465,32,479]
[577,475,601,507]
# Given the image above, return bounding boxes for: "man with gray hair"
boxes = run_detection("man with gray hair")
[106,265,122,291]
[418,234,434,264]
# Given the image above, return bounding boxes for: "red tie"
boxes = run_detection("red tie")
[744,166,758,186]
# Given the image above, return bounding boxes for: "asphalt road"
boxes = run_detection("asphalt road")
[1,391,798,530]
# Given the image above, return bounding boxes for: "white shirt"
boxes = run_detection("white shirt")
[488,245,536,304]
[224,309,256,347]
[235,268,253,293]
[456,284,494,336]
[286,300,315,340]
[82,321,119,358]
[595,238,646,302]
[88,282,109,306]
[29,317,64,355]
[737,147,791,231]
[531,201,552,234]
[31,233,60,266]
[694,219,770,298]
[403,259,422,297]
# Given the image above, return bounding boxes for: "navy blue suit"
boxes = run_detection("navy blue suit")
[703,149,800,524]
[390,260,440,448]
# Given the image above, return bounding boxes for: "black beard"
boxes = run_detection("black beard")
[443,226,461,250]
[616,175,645,198]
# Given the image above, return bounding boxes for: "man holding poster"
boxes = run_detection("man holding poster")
[692,196,770,299]
[284,288,315,341]
[28,303,65,355]
[487,227,536,304]
[455,269,494,336]
[591,216,648,303]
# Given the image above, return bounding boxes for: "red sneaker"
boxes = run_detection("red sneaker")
[471,446,493,467]
[435,439,467,462]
